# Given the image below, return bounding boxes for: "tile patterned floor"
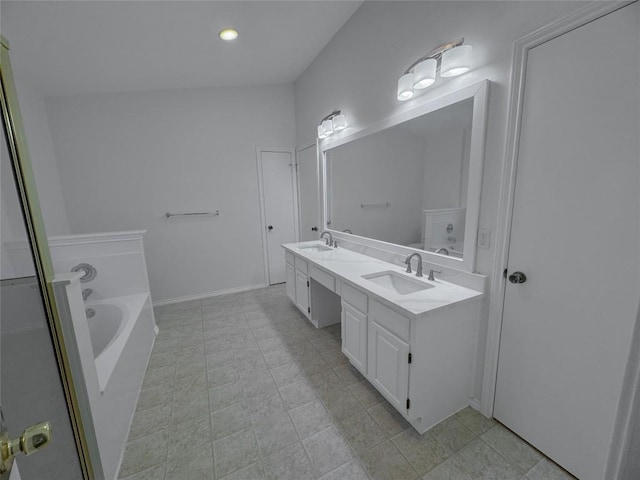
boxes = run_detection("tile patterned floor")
[118,285,576,480]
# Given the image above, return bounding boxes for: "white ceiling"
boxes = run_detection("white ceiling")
[1,1,362,96]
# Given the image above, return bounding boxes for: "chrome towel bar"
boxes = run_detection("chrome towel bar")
[165,211,220,218]
[360,202,390,208]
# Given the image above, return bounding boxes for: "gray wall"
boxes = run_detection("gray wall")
[46,85,295,303]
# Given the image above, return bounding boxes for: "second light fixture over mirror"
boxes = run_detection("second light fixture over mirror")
[318,110,347,139]
[397,38,472,101]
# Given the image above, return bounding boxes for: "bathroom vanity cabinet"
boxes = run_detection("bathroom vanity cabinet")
[283,241,484,433]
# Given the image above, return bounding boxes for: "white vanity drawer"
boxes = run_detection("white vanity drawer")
[309,265,336,292]
[341,282,368,313]
[285,250,295,265]
[370,300,410,341]
[295,256,308,274]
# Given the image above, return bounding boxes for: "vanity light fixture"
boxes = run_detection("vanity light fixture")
[317,111,347,139]
[397,38,472,101]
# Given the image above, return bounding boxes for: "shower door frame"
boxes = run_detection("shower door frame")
[0,35,101,479]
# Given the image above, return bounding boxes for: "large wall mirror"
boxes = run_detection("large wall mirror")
[320,81,488,272]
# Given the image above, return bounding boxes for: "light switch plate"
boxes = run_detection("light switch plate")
[478,227,491,249]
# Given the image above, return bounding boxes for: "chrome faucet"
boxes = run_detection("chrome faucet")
[320,231,333,246]
[435,247,449,255]
[428,269,441,281]
[404,253,423,277]
[82,288,93,301]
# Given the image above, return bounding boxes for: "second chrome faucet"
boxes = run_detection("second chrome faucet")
[404,253,423,277]
[320,231,333,246]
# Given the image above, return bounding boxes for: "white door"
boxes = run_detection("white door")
[258,149,298,285]
[368,321,409,414]
[341,302,367,373]
[297,144,320,241]
[494,4,640,479]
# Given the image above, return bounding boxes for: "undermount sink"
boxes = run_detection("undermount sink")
[362,271,434,295]
[298,244,333,252]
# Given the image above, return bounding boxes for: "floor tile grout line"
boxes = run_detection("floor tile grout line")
[476,432,545,478]
[199,298,219,480]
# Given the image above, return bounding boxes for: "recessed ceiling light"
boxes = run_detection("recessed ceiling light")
[219,28,238,41]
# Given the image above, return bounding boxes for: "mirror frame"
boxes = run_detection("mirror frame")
[319,79,489,273]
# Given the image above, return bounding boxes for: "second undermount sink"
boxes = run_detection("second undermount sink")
[298,244,333,252]
[362,271,434,295]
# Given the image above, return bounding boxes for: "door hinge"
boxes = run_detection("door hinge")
[408,353,412,364]
[406,398,411,409]
[503,268,508,279]
[307,280,310,287]
[307,307,311,314]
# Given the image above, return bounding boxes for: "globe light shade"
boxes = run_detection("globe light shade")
[332,114,347,131]
[320,119,334,137]
[397,73,414,101]
[413,58,437,89]
[317,125,329,139]
[441,44,472,77]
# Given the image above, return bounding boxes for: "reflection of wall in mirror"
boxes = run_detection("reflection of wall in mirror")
[422,127,470,213]
[327,99,472,251]
[328,127,424,245]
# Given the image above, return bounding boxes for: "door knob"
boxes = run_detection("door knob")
[508,271,527,284]
[267,225,273,231]
[0,421,52,474]
[311,226,318,231]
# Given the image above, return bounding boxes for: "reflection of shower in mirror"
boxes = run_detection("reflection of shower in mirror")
[423,208,465,258]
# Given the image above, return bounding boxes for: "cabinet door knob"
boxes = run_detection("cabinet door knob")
[311,226,318,231]
[508,271,527,284]
[267,225,273,231]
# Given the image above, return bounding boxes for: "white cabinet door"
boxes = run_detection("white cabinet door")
[368,321,410,414]
[341,302,367,374]
[285,263,295,302]
[295,269,309,318]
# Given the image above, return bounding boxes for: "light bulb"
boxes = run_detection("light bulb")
[219,28,239,41]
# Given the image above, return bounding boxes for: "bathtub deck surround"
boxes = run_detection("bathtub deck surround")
[50,231,156,480]
[119,285,573,480]
[283,240,484,434]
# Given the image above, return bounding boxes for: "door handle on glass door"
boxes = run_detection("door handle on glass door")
[0,421,52,474]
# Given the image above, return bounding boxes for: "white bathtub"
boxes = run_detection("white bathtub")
[86,293,149,392]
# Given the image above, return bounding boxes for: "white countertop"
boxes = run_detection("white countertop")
[283,241,484,318]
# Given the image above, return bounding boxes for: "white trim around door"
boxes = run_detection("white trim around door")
[256,146,299,285]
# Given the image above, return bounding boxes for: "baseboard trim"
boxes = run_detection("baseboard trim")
[152,283,268,307]
[468,397,482,412]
